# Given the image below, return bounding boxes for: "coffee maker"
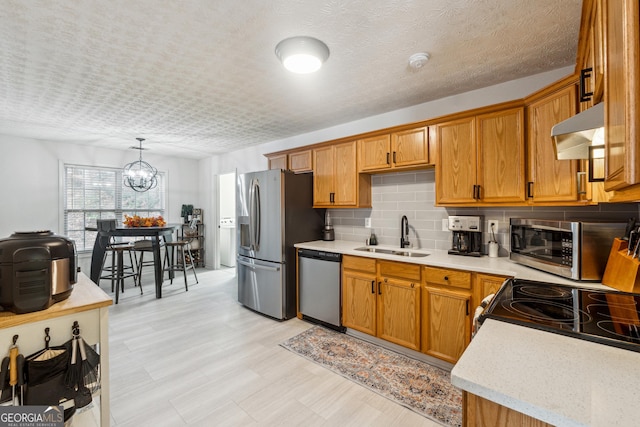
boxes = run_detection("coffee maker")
[448,215,482,257]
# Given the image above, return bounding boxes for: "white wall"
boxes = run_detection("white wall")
[0,135,201,271]
[207,66,575,177]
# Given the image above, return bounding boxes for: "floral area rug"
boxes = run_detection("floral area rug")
[280,326,462,427]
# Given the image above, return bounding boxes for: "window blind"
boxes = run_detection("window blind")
[64,164,166,251]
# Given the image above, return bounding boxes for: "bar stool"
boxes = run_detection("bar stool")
[162,239,198,291]
[111,243,143,304]
[97,220,139,296]
[132,239,160,285]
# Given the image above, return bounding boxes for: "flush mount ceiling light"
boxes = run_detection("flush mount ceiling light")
[408,52,430,70]
[123,138,158,192]
[275,36,330,74]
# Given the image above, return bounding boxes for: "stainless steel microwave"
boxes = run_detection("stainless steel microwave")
[509,219,627,281]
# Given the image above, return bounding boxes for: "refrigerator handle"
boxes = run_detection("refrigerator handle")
[249,178,257,250]
[253,179,261,251]
[237,258,280,272]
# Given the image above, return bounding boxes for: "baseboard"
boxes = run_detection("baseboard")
[345,328,455,372]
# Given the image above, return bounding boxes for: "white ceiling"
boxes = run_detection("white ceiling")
[0,0,582,159]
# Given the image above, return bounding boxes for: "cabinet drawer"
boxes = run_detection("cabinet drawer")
[423,267,471,289]
[343,255,376,273]
[379,261,421,281]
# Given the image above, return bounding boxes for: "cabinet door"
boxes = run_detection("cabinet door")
[268,154,287,171]
[465,393,554,427]
[313,146,335,206]
[474,273,508,308]
[391,127,429,168]
[377,277,420,350]
[476,108,526,203]
[288,150,312,173]
[527,85,580,202]
[359,134,391,171]
[422,286,470,363]
[334,141,358,205]
[604,0,640,191]
[436,117,477,204]
[342,269,377,336]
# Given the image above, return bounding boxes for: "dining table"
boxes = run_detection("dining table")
[89,224,180,299]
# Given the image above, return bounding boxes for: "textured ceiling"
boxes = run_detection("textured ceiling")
[0,0,582,159]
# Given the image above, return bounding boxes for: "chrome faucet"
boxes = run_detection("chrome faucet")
[400,215,410,248]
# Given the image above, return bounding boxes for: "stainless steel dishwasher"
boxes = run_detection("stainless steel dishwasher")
[298,249,343,330]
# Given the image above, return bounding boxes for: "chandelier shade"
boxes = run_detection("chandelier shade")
[123,138,158,192]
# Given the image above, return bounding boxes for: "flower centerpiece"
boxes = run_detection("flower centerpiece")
[123,215,166,227]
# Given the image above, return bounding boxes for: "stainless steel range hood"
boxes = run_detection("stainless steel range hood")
[551,102,604,160]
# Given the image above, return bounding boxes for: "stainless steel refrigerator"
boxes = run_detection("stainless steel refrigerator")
[236,169,325,320]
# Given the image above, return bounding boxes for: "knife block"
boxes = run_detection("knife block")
[602,238,640,293]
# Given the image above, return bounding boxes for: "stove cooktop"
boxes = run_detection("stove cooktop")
[480,278,640,353]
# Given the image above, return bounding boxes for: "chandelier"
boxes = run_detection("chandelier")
[123,138,158,192]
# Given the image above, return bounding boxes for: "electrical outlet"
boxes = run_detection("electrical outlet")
[365,217,372,228]
[442,218,449,231]
[487,220,499,233]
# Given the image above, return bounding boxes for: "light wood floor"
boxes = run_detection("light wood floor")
[106,268,440,426]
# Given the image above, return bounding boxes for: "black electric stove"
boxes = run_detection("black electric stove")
[479,278,640,353]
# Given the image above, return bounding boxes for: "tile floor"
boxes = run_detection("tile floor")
[105,268,441,426]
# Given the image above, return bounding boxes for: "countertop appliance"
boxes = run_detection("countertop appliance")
[479,278,640,353]
[448,215,482,257]
[0,231,77,313]
[237,169,325,320]
[510,218,627,281]
[298,249,343,330]
[322,211,335,241]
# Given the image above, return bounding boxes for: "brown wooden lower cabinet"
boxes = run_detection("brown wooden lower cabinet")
[341,256,421,350]
[464,392,554,427]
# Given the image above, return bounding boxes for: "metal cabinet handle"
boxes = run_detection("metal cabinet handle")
[527,182,534,198]
[393,151,397,164]
[378,281,382,295]
[466,300,470,316]
[577,171,587,195]
[580,67,593,102]
[371,280,375,294]
[411,283,415,288]
[330,192,335,203]
[444,276,449,281]
[386,153,390,164]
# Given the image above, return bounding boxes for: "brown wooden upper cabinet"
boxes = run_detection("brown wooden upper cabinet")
[313,141,371,208]
[288,149,313,173]
[358,126,432,173]
[603,0,640,195]
[577,0,604,111]
[526,83,583,203]
[267,153,287,171]
[435,106,526,205]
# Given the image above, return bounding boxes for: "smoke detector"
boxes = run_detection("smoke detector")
[408,52,430,70]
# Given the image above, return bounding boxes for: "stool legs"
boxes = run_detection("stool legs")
[162,241,198,291]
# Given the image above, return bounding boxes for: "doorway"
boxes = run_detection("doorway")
[217,172,236,270]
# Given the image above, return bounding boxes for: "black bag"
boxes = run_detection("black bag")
[25,343,76,420]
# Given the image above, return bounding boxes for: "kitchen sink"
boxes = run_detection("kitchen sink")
[354,247,430,257]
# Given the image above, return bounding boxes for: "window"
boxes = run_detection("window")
[64,164,166,252]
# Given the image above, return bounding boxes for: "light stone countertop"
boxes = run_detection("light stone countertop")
[295,239,635,425]
[294,239,611,289]
[451,319,640,427]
